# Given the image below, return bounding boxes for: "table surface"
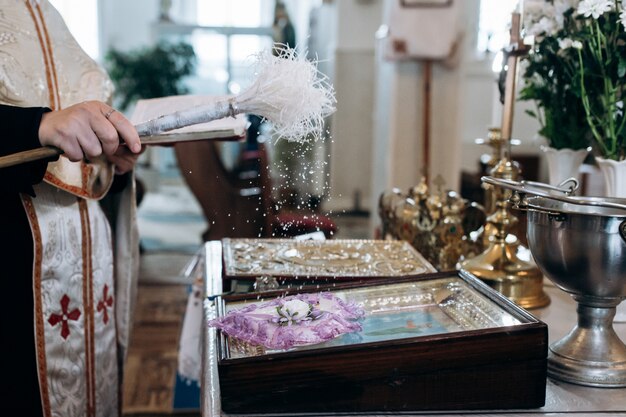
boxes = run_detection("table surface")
[201,242,626,417]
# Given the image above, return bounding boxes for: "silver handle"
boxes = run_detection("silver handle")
[521,178,580,195]
[482,176,626,211]
[482,176,579,196]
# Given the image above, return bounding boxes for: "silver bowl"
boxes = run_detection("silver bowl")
[482,177,626,387]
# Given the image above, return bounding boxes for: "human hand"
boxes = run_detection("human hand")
[108,145,145,175]
[38,101,141,162]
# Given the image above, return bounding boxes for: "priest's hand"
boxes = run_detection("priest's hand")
[38,101,142,162]
[108,145,145,175]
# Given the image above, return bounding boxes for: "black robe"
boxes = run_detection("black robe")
[0,104,49,415]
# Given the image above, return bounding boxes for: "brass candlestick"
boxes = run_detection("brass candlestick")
[474,127,523,245]
[460,13,549,309]
[460,155,550,309]
[475,127,507,215]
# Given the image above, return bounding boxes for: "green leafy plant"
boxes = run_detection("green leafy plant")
[520,1,591,151]
[105,42,196,111]
[573,0,626,161]
[521,0,626,160]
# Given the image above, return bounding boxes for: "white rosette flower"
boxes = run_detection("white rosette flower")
[524,0,550,36]
[525,1,561,38]
[577,0,614,19]
[276,299,312,326]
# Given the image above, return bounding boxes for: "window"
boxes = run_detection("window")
[163,0,275,95]
[152,0,277,176]
[477,0,520,55]
[197,0,271,27]
[49,0,100,59]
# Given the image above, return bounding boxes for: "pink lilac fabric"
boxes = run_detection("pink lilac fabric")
[209,292,364,350]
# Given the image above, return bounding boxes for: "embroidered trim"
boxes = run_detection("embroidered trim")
[44,170,89,197]
[21,195,52,417]
[34,3,60,109]
[29,1,101,199]
[82,162,92,193]
[43,160,107,199]
[24,0,57,110]
[79,199,96,417]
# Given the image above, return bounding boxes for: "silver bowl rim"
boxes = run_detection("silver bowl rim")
[526,196,626,218]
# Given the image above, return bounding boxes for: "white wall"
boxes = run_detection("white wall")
[99,0,160,54]
[326,0,382,211]
[459,59,544,178]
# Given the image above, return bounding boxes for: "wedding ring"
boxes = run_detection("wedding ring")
[104,108,116,119]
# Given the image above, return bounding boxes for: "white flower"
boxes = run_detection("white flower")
[557,37,583,50]
[615,100,624,118]
[553,0,578,29]
[577,0,614,19]
[524,0,552,32]
[277,299,311,323]
[538,16,557,35]
[620,9,626,30]
[524,0,550,20]
[527,16,558,37]
[558,37,575,49]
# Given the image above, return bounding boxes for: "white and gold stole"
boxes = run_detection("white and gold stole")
[0,1,139,416]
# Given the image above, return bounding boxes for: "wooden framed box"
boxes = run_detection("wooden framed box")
[209,268,548,414]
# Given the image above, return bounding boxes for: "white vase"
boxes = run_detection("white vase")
[596,156,626,322]
[541,145,591,186]
[596,156,626,197]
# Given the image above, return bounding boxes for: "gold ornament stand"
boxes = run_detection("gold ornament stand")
[460,13,549,309]
[460,155,550,309]
[475,127,521,216]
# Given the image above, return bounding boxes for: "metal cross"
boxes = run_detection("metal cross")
[499,12,530,145]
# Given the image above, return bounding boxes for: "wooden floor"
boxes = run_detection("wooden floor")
[122,282,191,416]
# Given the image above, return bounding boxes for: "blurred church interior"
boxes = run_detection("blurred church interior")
[48,0,606,414]
[54,0,564,249]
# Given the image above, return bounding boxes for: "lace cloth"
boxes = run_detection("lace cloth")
[209,292,364,350]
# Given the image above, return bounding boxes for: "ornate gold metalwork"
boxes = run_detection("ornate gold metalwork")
[476,127,509,215]
[222,238,436,278]
[378,177,486,271]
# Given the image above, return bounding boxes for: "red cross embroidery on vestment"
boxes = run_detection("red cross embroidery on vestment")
[97,284,114,325]
[48,294,81,340]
